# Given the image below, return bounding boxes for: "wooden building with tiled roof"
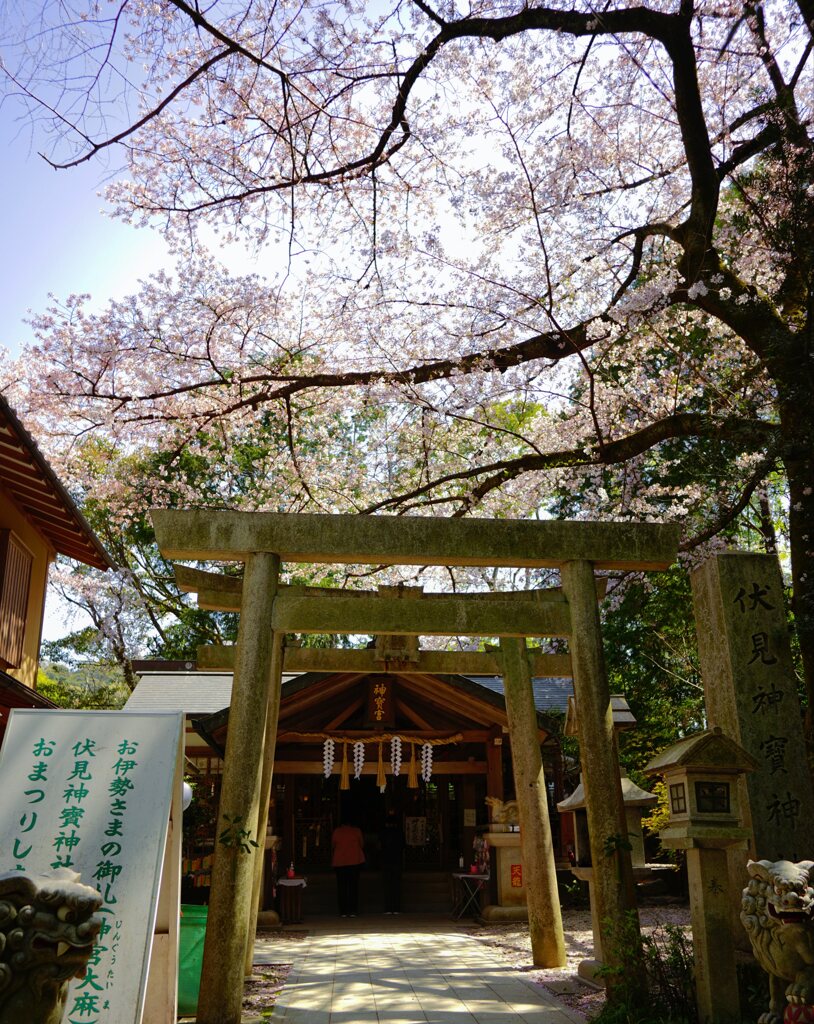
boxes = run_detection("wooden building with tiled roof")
[127,664,573,912]
[0,393,113,737]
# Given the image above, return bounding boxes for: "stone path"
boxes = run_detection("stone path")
[253,917,582,1024]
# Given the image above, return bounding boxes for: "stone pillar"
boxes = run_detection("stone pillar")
[692,552,814,860]
[685,846,741,1023]
[198,553,281,1024]
[561,561,639,979]
[499,636,566,967]
[244,631,285,976]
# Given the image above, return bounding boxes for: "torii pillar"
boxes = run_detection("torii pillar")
[197,553,280,1024]
[245,630,285,975]
[499,637,566,966]
[561,560,640,990]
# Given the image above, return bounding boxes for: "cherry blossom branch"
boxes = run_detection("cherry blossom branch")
[679,451,779,551]
[361,413,776,515]
[43,47,238,170]
[50,318,612,418]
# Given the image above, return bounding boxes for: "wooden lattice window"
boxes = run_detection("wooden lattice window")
[0,530,34,669]
[669,782,687,815]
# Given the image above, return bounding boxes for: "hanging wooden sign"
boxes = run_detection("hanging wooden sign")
[366,676,395,727]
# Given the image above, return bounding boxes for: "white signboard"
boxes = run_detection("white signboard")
[0,710,183,1024]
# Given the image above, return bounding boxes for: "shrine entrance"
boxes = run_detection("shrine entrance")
[151,509,679,1024]
[192,662,563,895]
[284,773,457,873]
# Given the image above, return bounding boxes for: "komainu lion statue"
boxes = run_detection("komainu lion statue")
[0,869,102,1024]
[741,858,814,1024]
[485,796,520,827]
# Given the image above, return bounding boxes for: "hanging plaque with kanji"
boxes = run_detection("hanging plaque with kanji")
[366,676,395,727]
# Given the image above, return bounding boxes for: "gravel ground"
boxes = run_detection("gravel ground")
[465,903,692,1021]
[242,962,293,1020]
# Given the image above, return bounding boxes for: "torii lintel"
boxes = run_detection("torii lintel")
[152,509,680,570]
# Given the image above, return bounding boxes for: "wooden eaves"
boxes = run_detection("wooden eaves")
[0,394,113,570]
[192,670,556,758]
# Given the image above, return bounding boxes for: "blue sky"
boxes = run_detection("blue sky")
[1,99,172,359]
[1,98,176,641]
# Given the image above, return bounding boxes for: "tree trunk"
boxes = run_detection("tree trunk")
[777,381,814,748]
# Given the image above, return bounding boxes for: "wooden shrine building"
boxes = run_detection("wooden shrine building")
[218,665,564,878]
[129,655,572,908]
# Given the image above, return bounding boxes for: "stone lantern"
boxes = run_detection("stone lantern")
[646,726,756,847]
[556,694,657,985]
[645,727,758,1024]
[557,771,657,984]
[557,772,656,869]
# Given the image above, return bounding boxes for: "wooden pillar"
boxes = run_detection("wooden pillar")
[283,772,295,868]
[486,727,504,803]
[438,775,451,866]
[561,560,640,988]
[197,553,280,1024]
[462,775,477,864]
[499,636,566,967]
[244,631,285,975]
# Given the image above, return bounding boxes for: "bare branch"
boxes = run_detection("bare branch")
[44,47,236,169]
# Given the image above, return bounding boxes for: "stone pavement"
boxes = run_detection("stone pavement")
[253,916,582,1024]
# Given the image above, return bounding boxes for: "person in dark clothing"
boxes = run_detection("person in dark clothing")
[331,819,365,917]
[380,812,405,914]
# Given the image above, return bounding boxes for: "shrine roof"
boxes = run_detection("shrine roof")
[645,726,759,775]
[0,668,58,744]
[124,670,298,716]
[126,669,573,718]
[464,675,573,715]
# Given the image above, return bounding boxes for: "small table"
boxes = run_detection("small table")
[278,877,307,924]
[451,873,489,920]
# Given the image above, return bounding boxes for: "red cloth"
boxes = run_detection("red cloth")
[785,1005,814,1023]
[331,824,365,867]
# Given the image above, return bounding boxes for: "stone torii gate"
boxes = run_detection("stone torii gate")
[151,510,679,1024]
[178,565,600,973]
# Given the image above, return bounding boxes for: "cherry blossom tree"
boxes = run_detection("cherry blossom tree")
[2,0,813,725]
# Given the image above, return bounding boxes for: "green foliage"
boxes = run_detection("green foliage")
[736,960,769,1023]
[560,877,589,908]
[641,781,671,838]
[601,567,706,783]
[218,813,259,855]
[640,780,685,863]
[593,916,765,1024]
[603,833,634,857]
[594,912,696,1024]
[41,628,109,666]
[36,665,128,709]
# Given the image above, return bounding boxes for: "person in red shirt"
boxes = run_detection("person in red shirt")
[331,819,365,917]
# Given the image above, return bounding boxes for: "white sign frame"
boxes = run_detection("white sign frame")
[0,709,184,1024]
